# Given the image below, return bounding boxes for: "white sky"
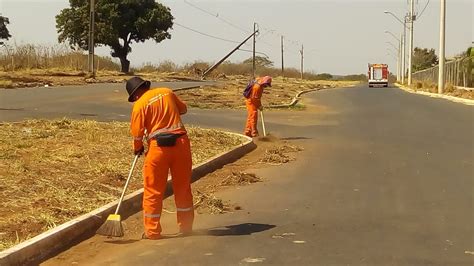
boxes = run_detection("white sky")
[0,0,472,75]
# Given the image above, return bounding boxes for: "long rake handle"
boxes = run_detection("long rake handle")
[260,110,267,137]
[114,154,139,215]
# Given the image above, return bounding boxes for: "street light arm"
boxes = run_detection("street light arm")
[384,11,410,30]
[384,31,400,42]
[386,42,399,51]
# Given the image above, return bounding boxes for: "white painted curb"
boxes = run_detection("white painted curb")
[395,83,474,106]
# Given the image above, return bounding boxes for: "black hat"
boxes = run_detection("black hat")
[126,77,151,102]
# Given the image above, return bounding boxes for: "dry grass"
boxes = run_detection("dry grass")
[0,43,120,72]
[259,144,304,165]
[411,81,474,99]
[193,190,232,214]
[0,119,245,251]
[176,75,359,109]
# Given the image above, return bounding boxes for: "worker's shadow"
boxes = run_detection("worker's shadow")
[194,223,275,237]
[280,137,311,141]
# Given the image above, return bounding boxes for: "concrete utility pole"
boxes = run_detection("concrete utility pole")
[88,0,95,76]
[252,22,256,78]
[438,0,446,93]
[408,0,415,85]
[300,44,304,79]
[281,35,284,75]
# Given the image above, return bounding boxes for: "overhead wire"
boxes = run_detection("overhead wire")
[179,0,306,69]
[416,0,431,20]
[183,0,251,34]
[174,22,241,44]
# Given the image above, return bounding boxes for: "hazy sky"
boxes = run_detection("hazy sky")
[0,0,472,75]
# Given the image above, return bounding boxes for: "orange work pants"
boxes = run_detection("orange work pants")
[142,135,194,239]
[244,101,259,137]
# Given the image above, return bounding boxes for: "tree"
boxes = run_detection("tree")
[0,16,11,45]
[466,45,473,87]
[314,73,333,80]
[412,47,438,72]
[56,0,173,73]
[243,56,274,68]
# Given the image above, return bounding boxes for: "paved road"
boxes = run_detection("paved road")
[0,81,215,121]
[3,84,473,265]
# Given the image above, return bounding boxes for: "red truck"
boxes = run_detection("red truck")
[368,63,389,87]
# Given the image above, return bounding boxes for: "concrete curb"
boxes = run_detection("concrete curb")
[395,83,474,106]
[173,85,202,92]
[268,88,323,108]
[0,133,256,266]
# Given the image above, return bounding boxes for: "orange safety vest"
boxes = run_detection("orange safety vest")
[246,83,263,107]
[130,88,187,151]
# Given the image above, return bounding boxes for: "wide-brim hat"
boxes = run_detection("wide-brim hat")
[126,77,151,102]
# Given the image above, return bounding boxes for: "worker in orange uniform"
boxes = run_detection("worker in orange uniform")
[244,76,272,137]
[125,77,194,240]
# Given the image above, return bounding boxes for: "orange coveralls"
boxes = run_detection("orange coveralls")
[130,88,193,239]
[244,82,263,137]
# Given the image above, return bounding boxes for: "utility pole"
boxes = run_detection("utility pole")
[438,0,446,93]
[408,0,415,85]
[402,15,408,84]
[401,21,406,84]
[88,0,95,76]
[398,35,402,82]
[281,35,284,75]
[300,44,304,79]
[252,22,256,78]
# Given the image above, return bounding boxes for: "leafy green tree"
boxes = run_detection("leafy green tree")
[243,56,274,68]
[466,46,473,87]
[56,0,173,73]
[413,47,438,72]
[314,73,333,80]
[0,16,11,45]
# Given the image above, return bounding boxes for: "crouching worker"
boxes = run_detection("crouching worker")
[126,77,194,239]
[244,76,272,137]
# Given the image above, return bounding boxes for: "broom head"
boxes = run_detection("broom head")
[96,214,124,237]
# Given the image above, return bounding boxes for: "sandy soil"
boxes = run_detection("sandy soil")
[42,136,303,265]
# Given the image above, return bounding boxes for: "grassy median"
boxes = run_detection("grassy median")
[0,119,245,251]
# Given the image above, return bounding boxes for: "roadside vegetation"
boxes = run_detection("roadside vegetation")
[406,45,474,99]
[0,119,246,251]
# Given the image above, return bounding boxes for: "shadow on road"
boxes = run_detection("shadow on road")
[280,137,312,141]
[104,239,140,245]
[195,223,275,237]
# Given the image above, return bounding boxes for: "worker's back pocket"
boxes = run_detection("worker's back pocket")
[155,133,184,147]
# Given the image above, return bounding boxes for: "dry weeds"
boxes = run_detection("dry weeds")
[193,190,231,214]
[176,76,359,109]
[0,119,245,251]
[260,144,304,165]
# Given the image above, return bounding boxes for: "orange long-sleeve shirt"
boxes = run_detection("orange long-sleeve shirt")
[130,88,187,151]
[246,83,263,107]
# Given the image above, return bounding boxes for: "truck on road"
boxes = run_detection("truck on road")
[368,63,389,87]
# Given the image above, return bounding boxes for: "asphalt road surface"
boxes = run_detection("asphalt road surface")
[2,83,472,265]
[0,81,215,122]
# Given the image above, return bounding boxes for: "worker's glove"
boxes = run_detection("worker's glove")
[134,147,144,156]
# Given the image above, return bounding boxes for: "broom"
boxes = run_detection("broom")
[96,154,140,237]
[260,109,267,137]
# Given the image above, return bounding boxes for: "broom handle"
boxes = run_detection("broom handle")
[260,109,267,137]
[114,154,139,215]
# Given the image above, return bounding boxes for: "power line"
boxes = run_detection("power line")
[417,0,431,19]
[174,22,241,44]
[183,0,251,34]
